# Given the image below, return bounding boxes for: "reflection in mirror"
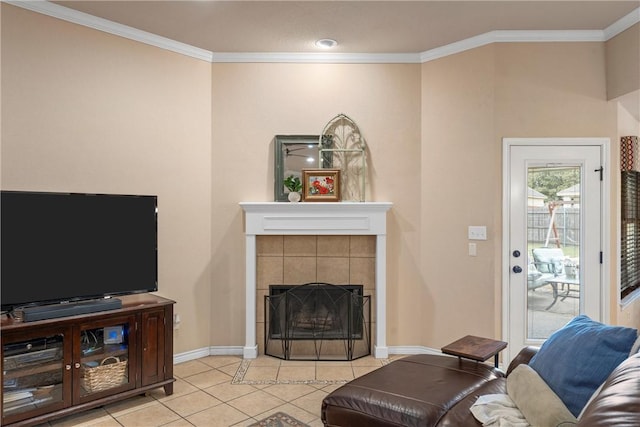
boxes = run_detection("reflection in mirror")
[274,135,319,201]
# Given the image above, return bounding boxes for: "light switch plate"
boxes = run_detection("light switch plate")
[468,226,487,240]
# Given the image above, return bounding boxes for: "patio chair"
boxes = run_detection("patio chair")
[532,247,567,277]
[528,258,566,310]
[530,248,579,310]
[528,258,553,291]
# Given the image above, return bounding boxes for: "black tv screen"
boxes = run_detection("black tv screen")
[1,191,158,311]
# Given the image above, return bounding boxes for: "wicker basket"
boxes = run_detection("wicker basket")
[82,356,127,392]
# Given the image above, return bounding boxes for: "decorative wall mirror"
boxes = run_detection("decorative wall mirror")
[274,135,319,202]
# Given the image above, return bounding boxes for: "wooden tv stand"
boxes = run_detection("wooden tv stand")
[1,294,175,427]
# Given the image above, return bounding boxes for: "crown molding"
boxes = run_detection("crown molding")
[3,0,213,62]
[211,52,421,64]
[604,7,640,40]
[420,31,495,62]
[419,29,604,62]
[5,1,639,65]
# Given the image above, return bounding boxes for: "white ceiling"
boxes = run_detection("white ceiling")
[52,1,639,54]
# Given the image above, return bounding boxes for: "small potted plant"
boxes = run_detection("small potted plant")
[284,175,302,202]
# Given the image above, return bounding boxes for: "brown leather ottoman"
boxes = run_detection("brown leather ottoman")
[321,354,506,427]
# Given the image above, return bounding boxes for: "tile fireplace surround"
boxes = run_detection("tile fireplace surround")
[240,202,392,359]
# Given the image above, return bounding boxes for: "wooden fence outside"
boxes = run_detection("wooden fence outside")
[528,206,580,248]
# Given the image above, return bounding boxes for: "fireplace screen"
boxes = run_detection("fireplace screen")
[265,283,371,360]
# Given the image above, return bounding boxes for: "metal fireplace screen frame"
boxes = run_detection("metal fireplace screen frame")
[265,283,371,361]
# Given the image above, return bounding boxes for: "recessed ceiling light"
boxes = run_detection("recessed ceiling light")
[315,38,338,49]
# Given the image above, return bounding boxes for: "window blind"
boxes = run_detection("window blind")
[621,171,640,298]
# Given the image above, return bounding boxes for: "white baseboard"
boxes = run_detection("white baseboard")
[173,345,507,370]
[173,346,244,364]
[388,346,441,356]
[173,347,211,364]
[211,346,244,356]
[173,345,442,364]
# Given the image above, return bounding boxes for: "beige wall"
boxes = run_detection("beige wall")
[421,45,498,345]
[617,98,640,137]
[421,41,640,344]
[606,23,640,100]
[212,42,639,350]
[493,43,628,328]
[3,5,639,357]
[1,5,213,354]
[210,62,422,348]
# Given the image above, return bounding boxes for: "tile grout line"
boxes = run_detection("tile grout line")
[49,356,388,426]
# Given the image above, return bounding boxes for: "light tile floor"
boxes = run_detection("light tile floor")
[39,355,390,427]
[29,290,570,427]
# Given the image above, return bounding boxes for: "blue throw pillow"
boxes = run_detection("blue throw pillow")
[529,315,638,417]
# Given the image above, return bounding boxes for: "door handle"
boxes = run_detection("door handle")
[512,265,523,273]
[513,250,521,258]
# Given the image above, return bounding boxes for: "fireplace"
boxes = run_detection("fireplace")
[240,202,392,359]
[265,283,371,360]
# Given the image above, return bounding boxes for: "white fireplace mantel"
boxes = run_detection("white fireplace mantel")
[239,202,392,359]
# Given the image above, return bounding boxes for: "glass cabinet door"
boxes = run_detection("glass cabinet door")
[78,317,135,398]
[2,333,66,418]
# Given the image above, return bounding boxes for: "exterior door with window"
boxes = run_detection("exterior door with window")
[503,138,607,363]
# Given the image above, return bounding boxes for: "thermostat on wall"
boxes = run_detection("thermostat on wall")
[103,326,124,344]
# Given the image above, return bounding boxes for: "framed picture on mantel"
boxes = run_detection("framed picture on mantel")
[302,169,340,202]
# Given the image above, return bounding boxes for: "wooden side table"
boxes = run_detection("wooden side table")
[441,335,507,368]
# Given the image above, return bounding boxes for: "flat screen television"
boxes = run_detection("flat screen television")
[1,191,158,312]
